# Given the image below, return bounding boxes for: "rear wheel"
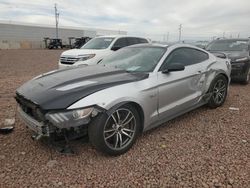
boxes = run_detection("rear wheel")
[88,104,141,156]
[207,75,228,108]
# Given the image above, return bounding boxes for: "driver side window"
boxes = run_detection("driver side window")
[160,48,190,71]
[160,47,209,71]
[112,38,128,49]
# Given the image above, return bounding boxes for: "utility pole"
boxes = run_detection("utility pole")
[178,24,182,42]
[238,33,240,38]
[54,3,59,39]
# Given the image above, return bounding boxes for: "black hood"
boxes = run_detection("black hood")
[210,50,249,62]
[16,65,148,110]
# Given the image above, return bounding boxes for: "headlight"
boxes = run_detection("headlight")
[46,107,95,129]
[235,57,248,62]
[72,108,93,119]
[77,54,95,61]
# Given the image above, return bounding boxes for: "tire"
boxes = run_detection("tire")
[207,74,228,108]
[241,68,250,85]
[88,104,141,156]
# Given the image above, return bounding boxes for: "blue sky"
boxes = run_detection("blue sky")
[0,0,250,41]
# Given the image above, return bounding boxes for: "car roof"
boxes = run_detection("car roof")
[215,38,250,42]
[126,43,168,48]
[95,35,148,39]
[127,43,205,50]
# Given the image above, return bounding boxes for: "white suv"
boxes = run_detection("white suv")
[59,35,149,68]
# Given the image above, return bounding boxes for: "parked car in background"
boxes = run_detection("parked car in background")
[73,37,91,49]
[16,43,231,156]
[58,35,149,68]
[194,40,210,49]
[44,38,63,49]
[206,38,250,84]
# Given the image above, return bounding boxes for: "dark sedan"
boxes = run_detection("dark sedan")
[206,38,250,84]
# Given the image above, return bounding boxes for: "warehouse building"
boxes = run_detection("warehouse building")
[0,21,127,49]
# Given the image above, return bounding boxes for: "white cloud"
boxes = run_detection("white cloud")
[0,0,249,41]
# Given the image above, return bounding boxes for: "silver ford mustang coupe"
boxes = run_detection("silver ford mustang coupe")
[16,44,231,155]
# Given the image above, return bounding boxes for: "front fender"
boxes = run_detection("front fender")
[67,83,146,111]
[67,80,158,131]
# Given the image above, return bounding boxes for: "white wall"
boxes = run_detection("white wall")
[0,23,127,49]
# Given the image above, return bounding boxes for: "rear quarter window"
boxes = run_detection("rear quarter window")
[188,48,209,64]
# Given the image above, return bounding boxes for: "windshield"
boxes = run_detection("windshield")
[100,47,166,72]
[206,40,249,51]
[81,37,114,49]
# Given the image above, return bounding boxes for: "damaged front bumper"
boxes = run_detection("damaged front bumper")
[17,104,102,139]
[17,106,52,137]
[15,92,104,140]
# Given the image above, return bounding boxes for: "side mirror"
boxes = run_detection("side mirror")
[111,46,122,51]
[162,63,185,73]
[212,52,227,59]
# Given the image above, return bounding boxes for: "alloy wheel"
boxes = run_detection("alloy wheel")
[103,108,136,150]
[212,79,227,104]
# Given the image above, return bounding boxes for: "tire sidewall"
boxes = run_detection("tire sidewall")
[88,104,141,156]
[208,75,228,108]
[242,67,250,84]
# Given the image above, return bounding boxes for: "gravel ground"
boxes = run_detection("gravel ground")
[0,49,249,188]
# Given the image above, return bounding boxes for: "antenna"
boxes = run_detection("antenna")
[178,24,182,42]
[54,3,59,39]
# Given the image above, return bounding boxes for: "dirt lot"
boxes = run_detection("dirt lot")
[0,49,249,187]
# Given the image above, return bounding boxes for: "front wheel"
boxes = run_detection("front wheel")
[207,75,228,108]
[88,104,141,156]
[241,68,250,85]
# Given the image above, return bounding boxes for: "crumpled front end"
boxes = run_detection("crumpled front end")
[15,93,102,140]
